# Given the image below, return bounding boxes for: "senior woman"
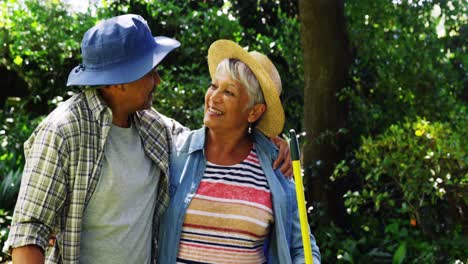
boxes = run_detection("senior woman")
[159,40,321,263]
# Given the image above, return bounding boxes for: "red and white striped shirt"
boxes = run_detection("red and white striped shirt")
[177,147,274,263]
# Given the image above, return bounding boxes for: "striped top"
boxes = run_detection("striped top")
[177,147,274,263]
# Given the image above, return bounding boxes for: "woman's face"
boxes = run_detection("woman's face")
[204,72,252,133]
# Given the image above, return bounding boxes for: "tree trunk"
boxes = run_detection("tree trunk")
[299,0,350,225]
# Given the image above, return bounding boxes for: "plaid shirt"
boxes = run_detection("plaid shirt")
[4,89,175,263]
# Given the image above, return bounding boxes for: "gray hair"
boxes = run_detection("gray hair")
[215,58,265,109]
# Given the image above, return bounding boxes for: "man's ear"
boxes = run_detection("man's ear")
[114,84,125,91]
[248,103,266,123]
[99,84,124,100]
[101,84,121,91]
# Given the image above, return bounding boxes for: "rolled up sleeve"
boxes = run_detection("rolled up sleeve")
[3,122,68,255]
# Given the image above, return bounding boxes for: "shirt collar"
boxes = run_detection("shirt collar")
[84,89,112,121]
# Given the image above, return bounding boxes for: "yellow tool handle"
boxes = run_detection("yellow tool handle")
[293,160,313,264]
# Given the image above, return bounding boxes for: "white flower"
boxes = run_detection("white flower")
[436,178,443,183]
[446,173,451,180]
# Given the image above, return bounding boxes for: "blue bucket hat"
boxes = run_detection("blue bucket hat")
[67,14,180,86]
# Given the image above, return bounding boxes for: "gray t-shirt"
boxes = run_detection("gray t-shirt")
[80,123,160,264]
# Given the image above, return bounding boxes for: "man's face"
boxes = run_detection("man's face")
[123,67,160,111]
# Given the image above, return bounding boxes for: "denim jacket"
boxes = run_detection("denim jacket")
[158,127,321,264]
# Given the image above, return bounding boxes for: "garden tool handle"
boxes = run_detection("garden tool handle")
[290,129,313,264]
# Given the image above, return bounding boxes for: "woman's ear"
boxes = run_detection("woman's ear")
[248,103,266,123]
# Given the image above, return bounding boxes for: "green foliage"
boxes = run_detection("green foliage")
[0,0,96,110]
[331,116,468,262]
[317,0,468,262]
[0,169,22,210]
[0,209,13,261]
[341,117,467,215]
[392,241,406,264]
[342,0,466,136]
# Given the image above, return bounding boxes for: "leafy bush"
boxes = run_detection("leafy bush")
[331,116,468,262]
[0,209,13,262]
[316,1,468,262]
[0,0,96,112]
[342,0,466,136]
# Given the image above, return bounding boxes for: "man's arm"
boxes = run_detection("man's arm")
[11,245,45,264]
[270,136,293,177]
[4,123,68,260]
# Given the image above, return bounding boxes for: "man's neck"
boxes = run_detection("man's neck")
[112,114,131,128]
[98,88,132,128]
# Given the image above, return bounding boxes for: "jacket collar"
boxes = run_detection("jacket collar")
[188,127,279,156]
[188,127,207,154]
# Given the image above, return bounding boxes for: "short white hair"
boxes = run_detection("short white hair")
[215,58,265,108]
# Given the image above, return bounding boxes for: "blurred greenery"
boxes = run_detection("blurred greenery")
[0,0,466,263]
[311,0,467,262]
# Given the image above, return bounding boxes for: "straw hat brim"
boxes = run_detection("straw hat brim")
[207,40,285,137]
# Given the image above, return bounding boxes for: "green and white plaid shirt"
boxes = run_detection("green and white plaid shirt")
[4,89,176,263]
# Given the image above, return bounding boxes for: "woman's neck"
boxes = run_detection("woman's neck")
[205,128,253,165]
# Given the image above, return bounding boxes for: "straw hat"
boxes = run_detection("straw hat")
[207,39,285,137]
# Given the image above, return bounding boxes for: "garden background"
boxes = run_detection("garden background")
[0,0,467,263]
